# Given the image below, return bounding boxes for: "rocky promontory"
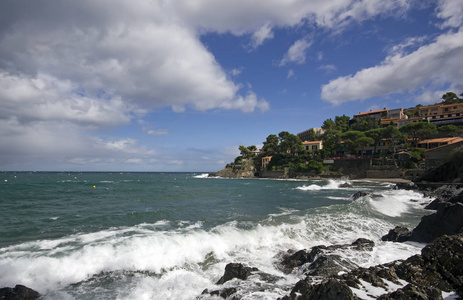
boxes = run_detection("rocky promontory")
[209,159,257,178]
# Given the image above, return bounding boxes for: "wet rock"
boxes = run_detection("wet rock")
[210,287,238,299]
[381,226,411,242]
[351,238,375,251]
[377,283,443,300]
[421,234,463,295]
[0,285,40,300]
[339,182,353,188]
[279,239,373,275]
[394,182,416,190]
[349,191,371,201]
[280,249,311,273]
[216,263,259,284]
[285,278,356,300]
[408,202,463,243]
[307,255,358,277]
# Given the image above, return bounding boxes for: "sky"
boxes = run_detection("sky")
[1,0,463,172]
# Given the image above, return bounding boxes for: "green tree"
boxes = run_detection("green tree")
[365,128,385,155]
[399,122,438,146]
[322,118,336,132]
[322,129,342,155]
[335,115,351,133]
[262,134,279,155]
[355,136,374,157]
[278,131,303,155]
[239,145,250,157]
[441,92,462,104]
[350,117,380,131]
[341,131,365,154]
[307,129,317,141]
[383,125,405,153]
[438,125,463,137]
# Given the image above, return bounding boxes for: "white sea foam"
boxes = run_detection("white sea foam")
[0,207,424,300]
[193,173,210,178]
[364,189,432,217]
[295,179,352,191]
[0,186,430,299]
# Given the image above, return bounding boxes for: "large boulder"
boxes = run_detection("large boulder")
[283,278,356,300]
[216,263,258,284]
[408,202,463,243]
[421,234,463,295]
[377,283,443,300]
[0,285,40,300]
[279,239,374,275]
[381,226,411,242]
[307,255,358,277]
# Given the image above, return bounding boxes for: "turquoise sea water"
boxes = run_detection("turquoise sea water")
[0,172,431,299]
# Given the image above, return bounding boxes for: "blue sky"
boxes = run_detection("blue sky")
[1,0,463,172]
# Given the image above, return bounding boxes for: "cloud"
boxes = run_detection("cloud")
[321,30,463,105]
[230,67,244,77]
[287,69,295,79]
[0,0,419,170]
[143,128,169,136]
[280,39,312,66]
[436,0,463,28]
[250,23,274,49]
[318,64,337,73]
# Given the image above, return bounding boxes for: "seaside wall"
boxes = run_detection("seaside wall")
[326,158,371,178]
[260,170,286,178]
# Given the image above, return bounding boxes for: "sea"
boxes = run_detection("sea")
[0,172,434,299]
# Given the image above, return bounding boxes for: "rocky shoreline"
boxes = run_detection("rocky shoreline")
[2,185,463,300]
[199,184,463,300]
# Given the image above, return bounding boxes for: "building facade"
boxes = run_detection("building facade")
[418,103,463,127]
[297,128,325,141]
[302,140,323,152]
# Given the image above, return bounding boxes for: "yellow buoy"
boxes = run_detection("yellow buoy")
[93,185,96,189]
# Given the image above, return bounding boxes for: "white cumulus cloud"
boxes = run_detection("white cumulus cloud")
[321,30,463,105]
[280,39,313,66]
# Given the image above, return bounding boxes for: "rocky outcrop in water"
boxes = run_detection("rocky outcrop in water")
[381,226,411,242]
[210,159,257,178]
[216,263,259,284]
[0,285,40,300]
[282,233,463,299]
[279,238,374,276]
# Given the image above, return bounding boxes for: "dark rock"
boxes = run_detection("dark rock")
[351,238,375,251]
[394,182,416,190]
[280,249,310,273]
[210,287,238,299]
[287,278,356,300]
[408,202,463,243]
[0,285,40,300]
[349,191,371,201]
[279,239,373,275]
[381,226,411,242]
[306,245,329,262]
[339,182,353,188]
[342,265,396,289]
[421,234,463,295]
[216,263,258,284]
[424,198,446,210]
[377,283,443,300]
[307,255,358,277]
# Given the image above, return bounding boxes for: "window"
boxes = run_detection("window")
[312,145,318,150]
